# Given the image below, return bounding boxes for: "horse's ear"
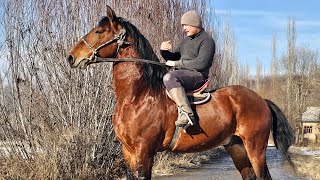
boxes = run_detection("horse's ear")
[106,5,117,22]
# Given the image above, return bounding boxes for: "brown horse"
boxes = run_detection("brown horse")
[67,6,295,180]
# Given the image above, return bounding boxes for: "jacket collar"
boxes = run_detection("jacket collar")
[189,29,204,39]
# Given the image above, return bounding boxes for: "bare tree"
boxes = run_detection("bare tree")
[255,58,263,92]
[270,34,280,93]
[280,18,297,126]
[0,0,219,178]
[1,0,124,178]
[216,19,239,86]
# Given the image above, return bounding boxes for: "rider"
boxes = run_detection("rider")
[160,10,215,128]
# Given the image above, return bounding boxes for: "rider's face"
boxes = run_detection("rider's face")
[183,25,201,37]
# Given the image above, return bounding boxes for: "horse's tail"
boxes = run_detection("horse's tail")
[265,99,295,157]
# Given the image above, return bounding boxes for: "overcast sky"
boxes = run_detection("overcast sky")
[211,0,320,74]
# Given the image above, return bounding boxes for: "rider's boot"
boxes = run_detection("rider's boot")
[168,87,195,128]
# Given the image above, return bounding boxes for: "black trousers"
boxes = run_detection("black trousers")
[163,69,207,91]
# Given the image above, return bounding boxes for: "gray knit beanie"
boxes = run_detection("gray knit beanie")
[181,10,202,28]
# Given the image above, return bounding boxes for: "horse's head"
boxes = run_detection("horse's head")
[67,6,166,92]
[67,6,126,68]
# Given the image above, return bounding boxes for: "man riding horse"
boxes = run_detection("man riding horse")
[160,10,215,128]
[68,6,294,179]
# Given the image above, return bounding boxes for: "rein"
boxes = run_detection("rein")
[81,28,194,70]
[95,57,168,67]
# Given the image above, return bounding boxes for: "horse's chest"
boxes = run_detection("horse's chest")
[113,104,154,138]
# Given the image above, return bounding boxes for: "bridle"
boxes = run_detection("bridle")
[80,28,130,63]
[80,28,173,68]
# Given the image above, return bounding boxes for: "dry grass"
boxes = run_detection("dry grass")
[0,135,221,179]
[153,148,222,177]
[289,146,320,179]
[291,154,320,179]
[0,127,125,179]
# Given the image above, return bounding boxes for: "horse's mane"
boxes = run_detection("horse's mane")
[117,17,168,93]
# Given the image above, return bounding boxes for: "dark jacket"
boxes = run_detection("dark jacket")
[160,30,215,77]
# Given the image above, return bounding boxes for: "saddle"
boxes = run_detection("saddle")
[186,80,211,104]
[166,80,211,105]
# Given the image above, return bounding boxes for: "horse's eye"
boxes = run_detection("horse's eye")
[95,29,104,34]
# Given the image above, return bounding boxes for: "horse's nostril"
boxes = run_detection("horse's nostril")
[67,55,74,64]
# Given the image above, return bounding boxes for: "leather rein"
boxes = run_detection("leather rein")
[81,28,167,67]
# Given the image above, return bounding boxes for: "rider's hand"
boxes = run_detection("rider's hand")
[160,40,172,51]
[165,60,176,67]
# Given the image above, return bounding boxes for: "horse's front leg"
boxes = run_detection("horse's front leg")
[122,144,155,180]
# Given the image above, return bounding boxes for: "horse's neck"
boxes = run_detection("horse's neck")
[112,46,148,101]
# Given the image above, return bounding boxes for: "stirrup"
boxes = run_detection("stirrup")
[182,121,193,132]
[178,107,194,132]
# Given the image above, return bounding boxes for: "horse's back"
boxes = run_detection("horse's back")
[208,85,271,135]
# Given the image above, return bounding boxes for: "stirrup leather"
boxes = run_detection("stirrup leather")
[178,107,194,132]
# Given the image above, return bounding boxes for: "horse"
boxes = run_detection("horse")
[67,6,295,180]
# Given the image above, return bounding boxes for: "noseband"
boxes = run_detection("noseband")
[81,28,130,63]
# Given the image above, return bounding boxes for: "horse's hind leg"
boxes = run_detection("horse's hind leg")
[224,136,256,180]
[243,137,271,180]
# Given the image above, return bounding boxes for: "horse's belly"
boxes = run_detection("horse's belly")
[171,125,233,153]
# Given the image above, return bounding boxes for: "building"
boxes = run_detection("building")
[302,107,320,143]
